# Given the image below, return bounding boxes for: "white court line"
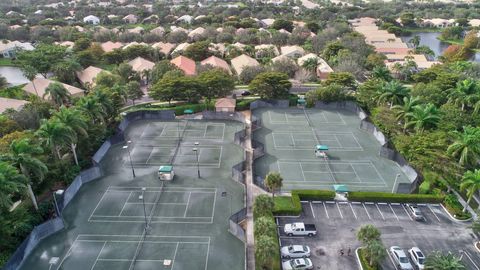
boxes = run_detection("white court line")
[349,203,357,219]
[210,190,217,223]
[463,251,480,270]
[170,242,179,270]
[204,239,210,270]
[118,191,133,216]
[389,204,400,221]
[336,203,343,219]
[322,202,329,219]
[350,164,362,182]
[140,123,151,138]
[333,134,343,147]
[362,203,372,219]
[309,202,315,219]
[375,204,385,220]
[427,204,441,222]
[336,111,347,125]
[402,204,413,221]
[56,235,81,270]
[299,163,307,182]
[89,190,110,221]
[90,241,107,270]
[183,192,191,217]
[290,134,296,147]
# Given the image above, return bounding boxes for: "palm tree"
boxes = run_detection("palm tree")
[364,240,387,267]
[375,81,409,108]
[448,79,480,111]
[0,75,8,89]
[460,169,480,212]
[425,251,465,270]
[36,119,76,160]
[1,139,47,210]
[371,66,392,81]
[357,224,381,244]
[447,126,480,167]
[409,35,421,48]
[22,65,39,96]
[302,57,318,75]
[404,103,440,133]
[77,97,106,123]
[44,82,71,107]
[0,161,26,210]
[93,90,114,117]
[53,106,88,165]
[392,96,421,123]
[264,171,283,198]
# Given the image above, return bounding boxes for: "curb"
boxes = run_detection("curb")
[356,247,364,270]
[440,203,472,222]
[475,241,480,253]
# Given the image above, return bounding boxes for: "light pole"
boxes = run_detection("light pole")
[139,187,148,231]
[123,140,135,178]
[52,190,62,218]
[193,142,200,178]
[392,173,401,193]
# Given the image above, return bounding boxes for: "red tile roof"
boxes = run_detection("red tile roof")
[170,56,196,76]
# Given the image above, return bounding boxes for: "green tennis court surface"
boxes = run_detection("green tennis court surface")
[253,108,410,191]
[20,119,245,270]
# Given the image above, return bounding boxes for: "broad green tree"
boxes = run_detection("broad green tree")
[52,60,81,84]
[460,169,480,212]
[447,126,480,167]
[21,65,39,96]
[44,82,71,107]
[249,72,291,99]
[17,43,67,78]
[264,172,283,197]
[198,69,234,106]
[53,107,88,165]
[0,161,26,210]
[425,251,465,270]
[1,139,47,210]
[404,103,441,133]
[364,240,387,267]
[125,81,144,105]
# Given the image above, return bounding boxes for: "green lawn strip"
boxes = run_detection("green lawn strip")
[443,194,472,220]
[0,58,16,66]
[347,191,444,203]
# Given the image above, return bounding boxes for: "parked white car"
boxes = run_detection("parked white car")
[281,245,311,258]
[390,246,414,270]
[408,247,426,270]
[406,204,425,221]
[282,258,313,270]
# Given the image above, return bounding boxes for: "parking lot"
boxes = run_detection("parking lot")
[277,201,480,270]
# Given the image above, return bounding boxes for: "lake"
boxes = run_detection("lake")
[401,32,480,62]
[0,66,30,86]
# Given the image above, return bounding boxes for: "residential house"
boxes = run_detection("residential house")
[170,56,196,76]
[0,41,34,58]
[280,45,305,58]
[188,27,205,39]
[127,26,144,34]
[128,57,155,73]
[76,66,106,87]
[317,58,334,80]
[123,42,148,50]
[151,26,165,36]
[23,78,84,99]
[297,53,319,67]
[261,18,275,27]
[419,18,455,28]
[83,15,100,25]
[255,44,279,57]
[123,14,138,24]
[209,43,226,56]
[215,98,236,112]
[100,41,123,53]
[172,42,191,55]
[142,15,158,24]
[171,26,189,34]
[0,98,29,113]
[230,54,260,75]
[152,42,176,56]
[201,56,231,74]
[176,15,194,24]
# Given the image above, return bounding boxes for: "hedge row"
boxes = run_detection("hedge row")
[293,190,336,201]
[123,102,214,115]
[347,192,445,203]
[272,190,336,216]
[236,99,257,111]
[358,248,379,270]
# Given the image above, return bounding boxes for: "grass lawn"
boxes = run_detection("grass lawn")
[404,27,442,33]
[0,58,16,66]
[274,196,297,212]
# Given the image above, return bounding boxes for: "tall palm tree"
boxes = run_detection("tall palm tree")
[409,35,421,48]
[425,251,465,270]
[404,103,440,133]
[448,79,480,111]
[375,80,409,108]
[0,161,26,210]
[93,90,114,117]
[301,57,318,75]
[447,126,480,167]
[364,240,386,267]
[53,107,88,165]
[1,139,47,210]
[0,75,8,89]
[44,82,71,107]
[371,66,392,81]
[460,169,480,212]
[357,224,381,245]
[22,65,39,96]
[77,97,107,123]
[392,96,421,123]
[36,119,76,160]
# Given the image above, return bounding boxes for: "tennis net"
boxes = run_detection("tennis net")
[170,120,188,164]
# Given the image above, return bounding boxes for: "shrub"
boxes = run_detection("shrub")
[358,248,380,270]
[236,98,258,111]
[288,94,298,106]
[443,194,471,220]
[293,190,336,201]
[347,192,445,203]
[273,195,302,216]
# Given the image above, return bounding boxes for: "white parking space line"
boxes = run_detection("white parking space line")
[402,204,413,221]
[349,203,357,219]
[323,202,329,219]
[362,203,372,220]
[336,203,344,219]
[376,204,385,220]
[310,202,315,219]
[463,251,480,270]
[389,204,400,221]
[386,249,400,270]
[427,204,441,222]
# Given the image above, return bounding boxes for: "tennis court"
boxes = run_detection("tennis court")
[253,107,410,191]
[20,119,246,270]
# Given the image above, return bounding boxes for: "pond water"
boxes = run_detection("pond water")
[401,32,480,62]
[0,66,30,86]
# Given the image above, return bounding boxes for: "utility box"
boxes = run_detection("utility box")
[158,165,174,181]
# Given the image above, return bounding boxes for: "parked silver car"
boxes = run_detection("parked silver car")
[408,247,426,270]
[282,258,313,270]
[281,245,311,258]
[406,204,425,221]
[390,246,414,270]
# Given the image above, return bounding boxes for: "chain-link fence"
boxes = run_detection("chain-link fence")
[229,208,247,243]
[202,111,247,123]
[249,99,290,110]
